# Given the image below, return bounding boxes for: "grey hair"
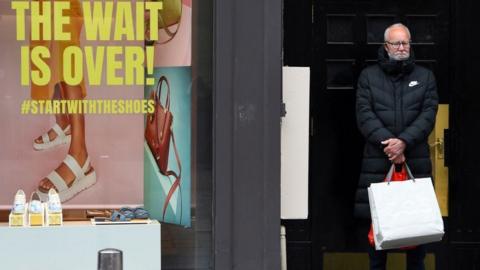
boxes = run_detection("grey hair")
[384,23,411,42]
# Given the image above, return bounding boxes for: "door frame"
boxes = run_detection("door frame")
[213,0,282,269]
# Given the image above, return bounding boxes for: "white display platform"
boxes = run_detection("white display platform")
[0,221,161,270]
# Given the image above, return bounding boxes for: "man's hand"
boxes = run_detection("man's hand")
[381,138,406,161]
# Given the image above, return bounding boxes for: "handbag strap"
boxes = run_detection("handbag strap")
[161,131,183,221]
[156,76,171,110]
[386,162,415,184]
[155,2,182,45]
[158,12,181,38]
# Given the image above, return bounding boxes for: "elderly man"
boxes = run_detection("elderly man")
[355,23,439,270]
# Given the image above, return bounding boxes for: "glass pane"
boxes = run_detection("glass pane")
[151,0,213,268]
[367,15,396,43]
[407,16,436,43]
[0,0,212,269]
[327,15,355,43]
[326,60,355,89]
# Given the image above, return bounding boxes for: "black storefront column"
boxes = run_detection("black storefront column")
[213,0,282,269]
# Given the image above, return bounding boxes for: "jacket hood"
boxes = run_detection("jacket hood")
[378,46,415,76]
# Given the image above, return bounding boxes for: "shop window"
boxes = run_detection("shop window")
[0,0,212,269]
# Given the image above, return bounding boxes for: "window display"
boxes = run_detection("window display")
[1,0,212,269]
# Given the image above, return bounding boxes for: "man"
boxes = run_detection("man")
[355,23,439,270]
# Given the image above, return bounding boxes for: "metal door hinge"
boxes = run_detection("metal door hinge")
[281,102,287,117]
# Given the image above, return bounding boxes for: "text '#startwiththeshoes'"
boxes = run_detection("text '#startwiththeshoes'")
[20,99,155,115]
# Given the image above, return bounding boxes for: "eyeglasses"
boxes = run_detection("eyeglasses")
[385,41,411,49]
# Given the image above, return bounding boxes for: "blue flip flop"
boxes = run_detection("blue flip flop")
[110,211,131,222]
[117,207,149,219]
[133,207,149,219]
[119,207,136,219]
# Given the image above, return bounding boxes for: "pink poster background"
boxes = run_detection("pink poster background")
[153,2,192,67]
[0,13,143,208]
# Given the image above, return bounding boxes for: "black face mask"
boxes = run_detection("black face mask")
[378,46,415,76]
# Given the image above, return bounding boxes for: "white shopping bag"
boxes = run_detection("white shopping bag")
[368,177,444,250]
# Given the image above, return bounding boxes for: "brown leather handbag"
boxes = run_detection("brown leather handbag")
[145,76,182,220]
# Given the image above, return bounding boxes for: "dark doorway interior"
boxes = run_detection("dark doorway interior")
[283,0,480,269]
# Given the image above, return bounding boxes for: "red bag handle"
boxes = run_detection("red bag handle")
[385,162,415,184]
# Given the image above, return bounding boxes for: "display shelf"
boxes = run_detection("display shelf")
[0,221,161,270]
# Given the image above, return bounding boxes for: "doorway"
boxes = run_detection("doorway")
[282,0,480,269]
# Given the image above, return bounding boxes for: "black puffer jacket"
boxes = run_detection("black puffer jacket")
[354,47,439,219]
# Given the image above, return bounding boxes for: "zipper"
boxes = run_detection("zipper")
[393,82,397,133]
[400,73,410,129]
[400,82,404,129]
[390,77,398,134]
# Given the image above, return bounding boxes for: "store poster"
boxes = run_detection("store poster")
[144,0,192,226]
[153,0,192,67]
[0,0,192,226]
[144,67,191,227]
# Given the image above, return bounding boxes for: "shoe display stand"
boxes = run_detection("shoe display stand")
[28,202,45,226]
[0,220,161,270]
[9,203,62,227]
[8,209,27,227]
[45,204,63,226]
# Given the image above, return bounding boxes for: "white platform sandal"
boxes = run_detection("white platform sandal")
[37,155,97,202]
[28,192,43,214]
[47,189,62,213]
[12,189,26,214]
[33,124,71,151]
